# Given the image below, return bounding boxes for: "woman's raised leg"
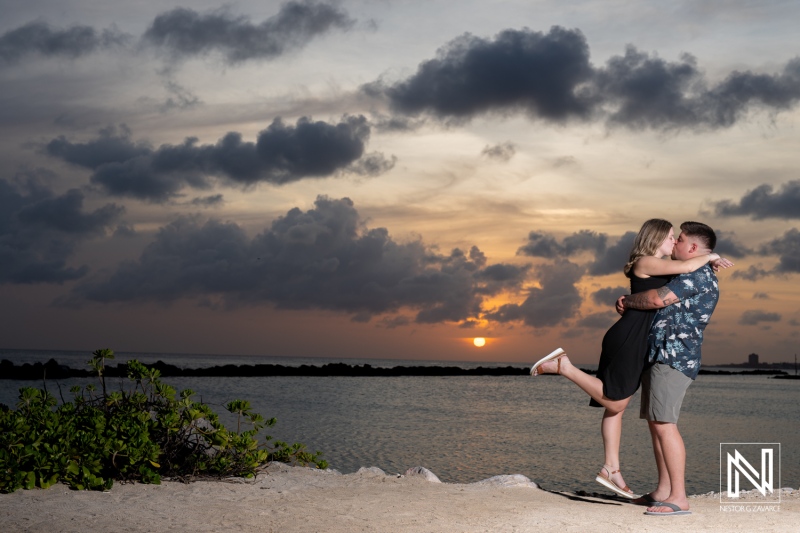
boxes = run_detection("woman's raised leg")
[535,354,629,413]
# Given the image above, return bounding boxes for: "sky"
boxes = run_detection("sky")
[1,0,799,365]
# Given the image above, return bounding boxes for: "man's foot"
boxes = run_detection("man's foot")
[595,465,635,499]
[632,493,660,505]
[645,500,691,515]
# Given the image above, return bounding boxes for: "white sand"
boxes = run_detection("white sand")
[2,463,796,532]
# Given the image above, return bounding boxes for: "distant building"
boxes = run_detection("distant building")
[748,353,759,367]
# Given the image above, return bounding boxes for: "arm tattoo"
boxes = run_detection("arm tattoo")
[623,287,680,310]
[656,286,679,306]
[623,292,651,310]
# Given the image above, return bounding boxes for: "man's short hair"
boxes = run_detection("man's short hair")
[680,221,716,251]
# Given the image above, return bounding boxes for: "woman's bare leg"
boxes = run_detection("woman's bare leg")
[602,407,632,491]
[537,354,636,492]
[536,355,629,413]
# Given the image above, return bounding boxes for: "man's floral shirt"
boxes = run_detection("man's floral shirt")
[648,264,719,379]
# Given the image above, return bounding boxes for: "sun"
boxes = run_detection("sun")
[473,337,486,347]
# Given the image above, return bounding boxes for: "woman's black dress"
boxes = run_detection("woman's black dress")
[590,273,672,407]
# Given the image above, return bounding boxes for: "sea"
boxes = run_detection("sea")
[1,348,798,495]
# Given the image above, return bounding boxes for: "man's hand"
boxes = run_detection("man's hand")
[711,257,734,272]
[616,296,626,316]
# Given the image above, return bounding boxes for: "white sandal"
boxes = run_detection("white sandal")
[530,348,566,376]
[595,465,636,499]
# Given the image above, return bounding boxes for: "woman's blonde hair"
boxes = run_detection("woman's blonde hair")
[623,218,673,277]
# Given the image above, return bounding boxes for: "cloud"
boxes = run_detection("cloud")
[731,265,771,281]
[517,228,631,276]
[46,117,393,202]
[591,286,629,306]
[370,26,594,121]
[0,172,123,284]
[189,194,224,208]
[160,80,202,112]
[713,181,800,220]
[760,228,800,273]
[739,310,781,325]
[0,21,130,62]
[483,259,584,327]
[46,125,152,169]
[346,152,398,177]
[518,229,606,258]
[66,196,528,325]
[16,189,123,234]
[481,142,516,161]
[713,230,752,258]
[367,26,800,130]
[728,228,800,280]
[594,48,800,129]
[142,1,354,63]
[586,231,635,275]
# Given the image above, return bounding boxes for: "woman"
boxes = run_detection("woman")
[529,219,732,499]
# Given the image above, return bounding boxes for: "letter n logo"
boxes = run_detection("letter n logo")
[720,443,781,504]
[727,449,772,497]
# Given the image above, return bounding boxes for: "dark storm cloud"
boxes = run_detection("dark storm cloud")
[517,229,631,276]
[473,262,531,295]
[484,259,584,327]
[760,228,800,273]
[593,48,800,129]
[739,310,781,326]
[713,181,800,220]
[516,231,564,258]
[731,265,771,282]
[142,1,354,63]
[586,231,636,276]
[0,172,123,284]
[46,125,152,169]
[16,189,123,234]
[591,286,629,306]
[517,229,606,258]
[67,196,527,325]
[729,228,800,281]
[46,117,392,202]
[371,26,594,121]
[713,231,752,258]
[0,21,130,62]
[369,27,800,130]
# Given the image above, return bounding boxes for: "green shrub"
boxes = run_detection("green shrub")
[0,349,327,493]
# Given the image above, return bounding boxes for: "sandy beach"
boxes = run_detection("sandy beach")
[2,463,796,532]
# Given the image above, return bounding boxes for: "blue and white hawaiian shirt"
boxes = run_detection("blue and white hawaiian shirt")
[647,264,719,379]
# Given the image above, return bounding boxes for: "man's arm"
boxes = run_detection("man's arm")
[615,286,680,314]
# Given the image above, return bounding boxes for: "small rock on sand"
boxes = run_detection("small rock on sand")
[404,466,442,483]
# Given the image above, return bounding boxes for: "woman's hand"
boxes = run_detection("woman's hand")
[615,296,626,316]
[710,257,734,272]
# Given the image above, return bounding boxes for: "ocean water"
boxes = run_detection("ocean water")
[1,349,797,495]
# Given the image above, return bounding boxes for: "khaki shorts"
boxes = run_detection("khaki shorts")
[640,363,693,423]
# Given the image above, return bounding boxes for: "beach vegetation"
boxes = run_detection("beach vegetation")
[0,349,327,493]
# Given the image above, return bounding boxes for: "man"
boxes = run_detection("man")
[616,221,722,516]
